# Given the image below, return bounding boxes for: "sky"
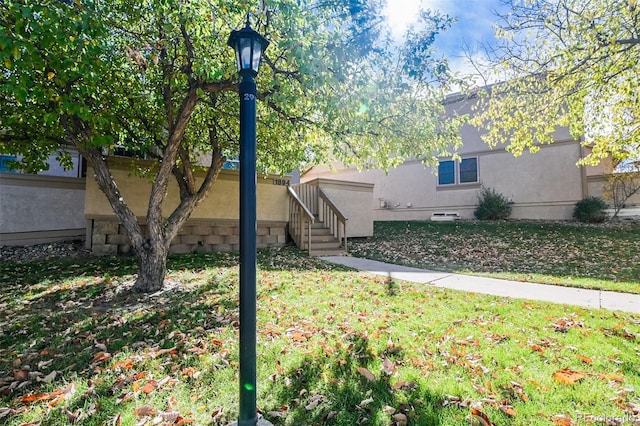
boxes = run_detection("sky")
[383,0,508,80]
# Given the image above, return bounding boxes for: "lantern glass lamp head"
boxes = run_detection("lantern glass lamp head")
[227,17,270,77]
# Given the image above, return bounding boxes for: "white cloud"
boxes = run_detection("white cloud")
[383,0,422,37]
[382,0,506,87]
[427,0,506,82]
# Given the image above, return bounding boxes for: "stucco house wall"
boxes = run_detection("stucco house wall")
[85,164,289,222]
[85,159,290,255]
[300,178,374,237]
[303,94,603,221]
[0,173,86,245]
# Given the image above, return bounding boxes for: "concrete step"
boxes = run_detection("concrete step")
[312,240,343,250]
[309,248,347,256]
[311,228,332,236]
[311,233,338,242]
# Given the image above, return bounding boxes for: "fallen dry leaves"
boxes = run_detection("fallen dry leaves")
[553,368,586,385]
[552,413,577,425]
[133,405,194,425]
[356,367,376,383]
[1,245,638,425]
[20,383,75,407]
[468,407,495,426]
[348,220,640,285]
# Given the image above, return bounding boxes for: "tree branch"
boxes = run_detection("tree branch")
[146,85,199,235]
[262,54,303,83]
[165,126,226,241]
[200,80,237,93]
[157,13,174,135]
[60,113,145,251]
[179,19,196,78]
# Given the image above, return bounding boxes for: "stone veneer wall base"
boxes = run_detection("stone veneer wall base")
[87,217,288,256]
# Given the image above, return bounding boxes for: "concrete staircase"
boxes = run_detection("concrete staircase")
[308,220,346,256]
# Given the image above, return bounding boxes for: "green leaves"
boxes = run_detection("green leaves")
[1,0,464,173]
[2,0,466,292]
[474,0,640,166]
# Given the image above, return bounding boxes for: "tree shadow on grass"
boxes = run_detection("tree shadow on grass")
[262,332,444,426]
[0,245,342,293]
[0,265,243,424]
[0,246,361,424]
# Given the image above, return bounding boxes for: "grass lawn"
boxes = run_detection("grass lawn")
[348,221,640,294]
[1,247,639,425]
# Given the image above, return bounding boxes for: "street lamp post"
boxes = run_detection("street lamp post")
[227,16,270,426]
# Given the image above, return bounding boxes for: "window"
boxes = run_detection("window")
[438,160,455,185]
[112,145,148,159]
[0,155,17,173]
[223,159,239,170]
[459,158,478,183]
[438,157,478,186]
[223,154,240,170]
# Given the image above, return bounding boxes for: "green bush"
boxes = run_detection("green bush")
[474,187,512,220]
[574,196,607,223]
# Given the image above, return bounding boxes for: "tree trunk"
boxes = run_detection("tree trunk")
[133,245,169,293]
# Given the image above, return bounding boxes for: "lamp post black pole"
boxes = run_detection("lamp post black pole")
[227,16,269,426]
[238,72,258,426]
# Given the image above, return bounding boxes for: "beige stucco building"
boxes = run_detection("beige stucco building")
[0,173,86,245]
[4,93,637,250]
[302,93,613,221]
[84,159,291,255]
[82,158,373,256]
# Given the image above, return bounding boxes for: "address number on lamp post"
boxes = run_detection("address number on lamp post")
[244,93,256,101]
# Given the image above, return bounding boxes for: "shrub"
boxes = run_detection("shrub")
[474,187,512,220]
[573,196,607,223]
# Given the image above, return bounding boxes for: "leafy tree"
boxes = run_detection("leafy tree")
[470,0,640,166]
[0,0,463,292]
[603,159,640,218]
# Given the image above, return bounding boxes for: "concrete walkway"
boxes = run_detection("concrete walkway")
[320,256,640,314]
